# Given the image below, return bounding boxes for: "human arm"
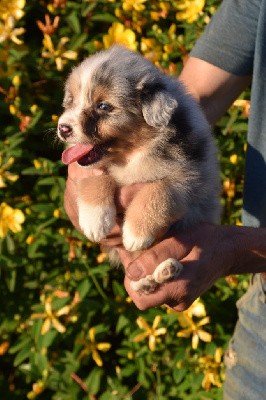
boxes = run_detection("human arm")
[179,56,251,125]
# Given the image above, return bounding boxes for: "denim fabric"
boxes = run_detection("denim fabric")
[223,274,266,399]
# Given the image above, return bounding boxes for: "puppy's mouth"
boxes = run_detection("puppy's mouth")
[61,144,105,166]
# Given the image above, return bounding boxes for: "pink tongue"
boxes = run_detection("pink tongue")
[62,144,93,165]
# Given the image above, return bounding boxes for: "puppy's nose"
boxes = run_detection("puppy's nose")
[58,123,73,139]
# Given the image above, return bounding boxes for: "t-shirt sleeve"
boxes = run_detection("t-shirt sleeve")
[190,0,262,75]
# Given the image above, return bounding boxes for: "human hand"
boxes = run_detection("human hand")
[118,223,236,311]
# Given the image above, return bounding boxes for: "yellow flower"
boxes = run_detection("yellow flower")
[0,202,25,238]
[133,315,166,351]
[96,252,108,263]
[0,15,25,45]
[9,104,18,115]
[230,154,238,164]
[33,159,42,170]
[150,2,170,21]
[51,114,58,123]
[122,0,147,12]
[103,22,137,51]
[186,298,207,318]
[0,341,10,356]
[42,34,78,71]
[26,235,35,245]
[233,99,250,117]
[27,380,45,399]
[175,0,205,23]
[78,327,111,367]
[199,348,224,391]
[12,75,21,87]
[0,156,19,188]
[31,295,72,335]
[223,179,236,199]
[30,104,38,114]
[0,0,25,20]
[177,300,212,349]
[53,209,61,218]
[140,37,162,62]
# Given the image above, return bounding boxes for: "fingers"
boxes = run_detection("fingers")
[67,162,104,180]
[100,223,124,247]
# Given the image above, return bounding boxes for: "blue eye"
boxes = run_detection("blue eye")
[97,102,113,112]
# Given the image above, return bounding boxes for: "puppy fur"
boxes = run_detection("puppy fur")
[58,45,221,293]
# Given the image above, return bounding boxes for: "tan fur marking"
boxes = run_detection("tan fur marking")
[124,180,187,239]
[76,175,116,207]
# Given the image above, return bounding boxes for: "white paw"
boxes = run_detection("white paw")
[122,222,155,251]
[130,275,159,294]
[130,258,183,294]
[78,201,116,242]
[153,258,183,284]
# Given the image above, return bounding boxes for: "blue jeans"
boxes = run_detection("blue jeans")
[223,274,266,399]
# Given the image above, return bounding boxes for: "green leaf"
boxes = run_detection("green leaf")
[37,177,56,185]
[33,352,48,374]
[91,13,118,23]
[13,344,32,367]
[9,337,32,354]
[38,330,58,349]
[66,12,81,34]
[5,268,17,292]
[85,368,103,395]
[69,33,88,50]
[120,363,136,377]
[6,234,15,254]
[116,315,129,333]
[76,278,90,300]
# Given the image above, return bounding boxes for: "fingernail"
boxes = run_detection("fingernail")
[126,263,144,280]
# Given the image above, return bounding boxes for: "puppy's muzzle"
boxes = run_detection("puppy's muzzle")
[58,123,73,140]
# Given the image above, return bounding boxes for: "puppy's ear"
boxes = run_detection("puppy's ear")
[138,79,178,127]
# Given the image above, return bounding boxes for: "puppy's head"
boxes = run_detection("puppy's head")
[58,45,178,167]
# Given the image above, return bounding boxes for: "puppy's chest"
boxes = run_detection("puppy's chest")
[108,150,164,185]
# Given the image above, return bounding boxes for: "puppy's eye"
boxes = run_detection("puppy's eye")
[97,102,113,112]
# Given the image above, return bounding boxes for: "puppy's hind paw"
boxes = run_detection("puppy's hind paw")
[130,258,183,294]
[130,275,159,295]
[153,258,183,284]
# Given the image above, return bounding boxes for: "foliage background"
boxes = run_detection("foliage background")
[0,0,250,398]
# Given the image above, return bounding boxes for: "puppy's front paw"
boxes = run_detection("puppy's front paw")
[122,222,155,251]
[78,201,116,242]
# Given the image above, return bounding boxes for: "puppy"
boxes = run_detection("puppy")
[58,45,220,294]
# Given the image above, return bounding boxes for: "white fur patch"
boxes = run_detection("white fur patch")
[122,221,155,252]
[153,258,183,283]
[130,258,183,294]
[78,201,116,242]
